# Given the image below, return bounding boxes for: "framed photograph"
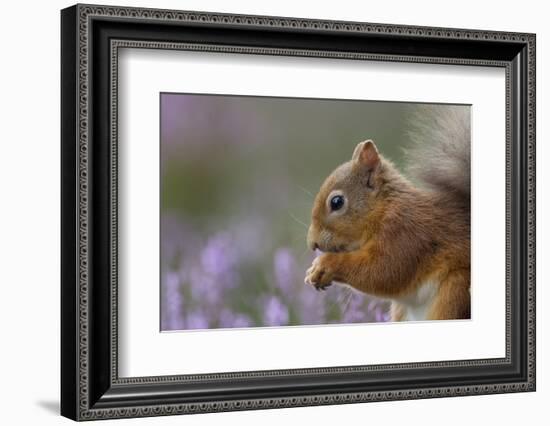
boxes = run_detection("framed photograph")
[61,4,536,421]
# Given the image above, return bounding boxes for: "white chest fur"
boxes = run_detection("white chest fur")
[394,280,439,322]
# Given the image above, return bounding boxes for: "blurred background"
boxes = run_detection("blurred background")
[160,93,426,331]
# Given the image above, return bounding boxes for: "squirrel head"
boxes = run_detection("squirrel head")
[307,140,398,253]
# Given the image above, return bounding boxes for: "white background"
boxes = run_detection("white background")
[0,0,547,425]
[119,50,505,376]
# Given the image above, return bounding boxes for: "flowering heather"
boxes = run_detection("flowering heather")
[160,215,390,331]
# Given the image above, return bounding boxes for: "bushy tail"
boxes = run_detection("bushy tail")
[404,105,470,202]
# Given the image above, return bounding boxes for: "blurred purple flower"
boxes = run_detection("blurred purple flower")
[186,310,209,330]
[219,309,253,329]
[368,300,391,323]
[342,290,368,323]
[299,284,326,324]
[273,248,295,297]
[233,315,253,328]
[189,266,222,306]
[201,232,237,278]
[161,271,185,330]
[185,231,240,310]
[376,310,391,323]
[263,295,289,326]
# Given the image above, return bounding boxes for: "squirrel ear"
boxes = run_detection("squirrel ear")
[352,140,380,170]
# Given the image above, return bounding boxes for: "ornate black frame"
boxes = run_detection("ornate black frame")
[61,3,536,421]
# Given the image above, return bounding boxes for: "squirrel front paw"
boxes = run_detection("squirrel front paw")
[305,254,335,291]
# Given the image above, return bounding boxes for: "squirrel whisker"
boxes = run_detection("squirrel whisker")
[287,211,309,230]
[296,184,315,199]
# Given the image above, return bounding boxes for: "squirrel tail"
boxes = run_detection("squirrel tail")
[404,105,470,203]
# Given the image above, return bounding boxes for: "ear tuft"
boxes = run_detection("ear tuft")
[352,140,380,170]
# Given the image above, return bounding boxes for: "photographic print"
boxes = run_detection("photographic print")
[160,94,471,331]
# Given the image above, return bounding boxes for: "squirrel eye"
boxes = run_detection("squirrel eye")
[330,195,345,211]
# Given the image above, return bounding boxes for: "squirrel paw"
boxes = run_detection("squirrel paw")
[305,255,335,291]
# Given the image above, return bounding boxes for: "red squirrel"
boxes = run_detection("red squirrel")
[305,106,470,321]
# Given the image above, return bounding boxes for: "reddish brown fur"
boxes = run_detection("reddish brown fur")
[306,141,470,321]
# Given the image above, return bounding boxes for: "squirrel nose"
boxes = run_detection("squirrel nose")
[308,241,319,251]
[306,225,318,251]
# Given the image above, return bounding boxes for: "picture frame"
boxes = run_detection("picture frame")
[60,3,536,421]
